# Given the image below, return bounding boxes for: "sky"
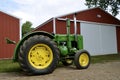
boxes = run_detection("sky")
[0,0,87,28]
[0,0,120,28]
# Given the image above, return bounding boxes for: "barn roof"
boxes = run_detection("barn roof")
[56,7,120,25]
[0,10,20,20]
[35,7,120,30]
[57,7,117,19]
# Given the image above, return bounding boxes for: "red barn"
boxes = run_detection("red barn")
[34,7,120,55]
[0,11,20,59]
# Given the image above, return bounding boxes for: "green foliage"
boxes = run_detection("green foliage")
[85,0,120,16]
[22,21,34,37]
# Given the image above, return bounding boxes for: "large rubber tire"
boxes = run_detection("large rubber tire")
[18,35,59,75]
[74,50,90,69]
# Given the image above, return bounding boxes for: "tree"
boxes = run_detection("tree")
[85,0,120,16]
[22,21,33,37]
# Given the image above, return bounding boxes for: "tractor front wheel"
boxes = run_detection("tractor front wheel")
[74,50,90,69]
[18,35,59,75]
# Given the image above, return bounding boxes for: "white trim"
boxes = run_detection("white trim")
[79,22,81,34]
[0,58,12,60]
[57,17,120,27]
[53,17,56,34]
[79,20,119,27]
[19,19,22,39]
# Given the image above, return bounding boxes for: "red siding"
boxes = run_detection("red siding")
[61,8,120,25]
[34,18,80,34]
[35,20,53,33]
[0,11,19,59]
[56,19,80,34]
[116,27,120,53]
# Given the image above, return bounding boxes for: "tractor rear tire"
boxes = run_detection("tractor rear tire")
[74,50,90,69]
[18,35,59,75]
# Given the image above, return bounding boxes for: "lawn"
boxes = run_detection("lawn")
[0,59,21,72]
[91,54,120,63]
[0,54,120,72]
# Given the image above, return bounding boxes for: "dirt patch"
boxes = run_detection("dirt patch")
[0,61,120,80]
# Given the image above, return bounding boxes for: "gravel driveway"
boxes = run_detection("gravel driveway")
[0,61,120,80]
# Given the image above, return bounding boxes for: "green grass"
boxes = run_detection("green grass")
[91,54,120,63]
[0,54,120,72]
[0,59,21,72]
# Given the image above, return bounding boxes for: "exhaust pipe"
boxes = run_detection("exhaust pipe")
[74,13,77,41]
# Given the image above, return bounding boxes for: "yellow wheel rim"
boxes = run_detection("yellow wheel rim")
[79,53,89,67]
[28,44,53,69]
[66,59,73,64]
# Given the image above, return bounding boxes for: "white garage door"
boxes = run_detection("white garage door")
[80,22,117,55]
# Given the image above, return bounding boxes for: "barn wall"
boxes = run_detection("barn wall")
[34,19,80,34]
[116,27,120,53]
[35,20,53,33]
[0,11,19,59]
[56,19,80,34]
[60,8,120,25]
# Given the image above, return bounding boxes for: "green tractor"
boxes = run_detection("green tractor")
[13,18,90,75]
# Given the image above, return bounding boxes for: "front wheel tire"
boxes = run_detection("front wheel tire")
[74,50,90,69]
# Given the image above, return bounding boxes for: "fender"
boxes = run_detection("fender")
[13,31,54,62]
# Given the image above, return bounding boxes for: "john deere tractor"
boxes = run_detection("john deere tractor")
[13,18,90,75]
